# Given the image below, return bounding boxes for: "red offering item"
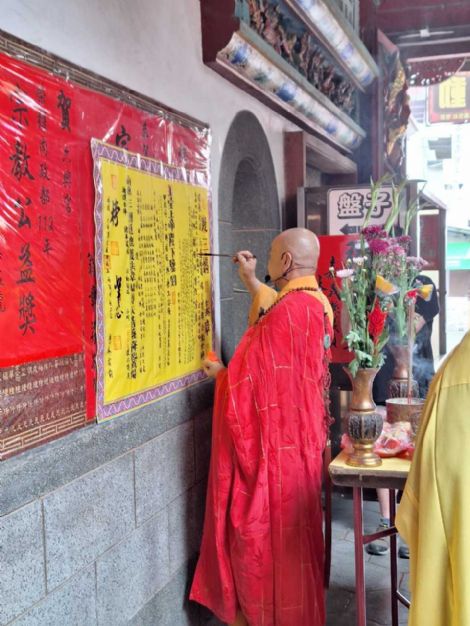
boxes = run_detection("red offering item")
[206,351,219,362]
[341,421,415,459]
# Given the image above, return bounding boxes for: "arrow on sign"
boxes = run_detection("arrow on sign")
[339,224,361,235]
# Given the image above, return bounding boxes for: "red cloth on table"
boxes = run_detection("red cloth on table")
[190,291,332,626]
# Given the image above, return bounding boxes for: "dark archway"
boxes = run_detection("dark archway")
[218,111,280,361]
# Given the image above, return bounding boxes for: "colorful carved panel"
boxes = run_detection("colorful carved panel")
[218,29,364,150]
[247,0,356,114]
[201,0,378,152]
[379,33,410,178]
[284,0,377,89]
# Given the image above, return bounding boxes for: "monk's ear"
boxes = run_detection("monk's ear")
[281,251,293,269]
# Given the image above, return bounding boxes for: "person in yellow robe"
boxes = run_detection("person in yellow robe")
[396,330,470,626]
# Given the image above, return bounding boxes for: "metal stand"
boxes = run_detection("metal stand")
[352,487,409,626]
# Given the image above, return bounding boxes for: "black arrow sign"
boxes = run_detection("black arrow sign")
[339,224,361,235]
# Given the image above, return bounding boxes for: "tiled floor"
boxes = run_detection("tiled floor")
[326,492,410,626]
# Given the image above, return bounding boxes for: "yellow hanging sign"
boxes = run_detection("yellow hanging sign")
[92,141,213,420]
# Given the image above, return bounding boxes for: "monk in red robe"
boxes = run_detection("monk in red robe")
[190,228,333,626]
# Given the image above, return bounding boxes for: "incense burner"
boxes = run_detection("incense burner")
[386,397,425,438]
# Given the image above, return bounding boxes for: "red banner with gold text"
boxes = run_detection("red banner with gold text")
[0,51,210,457]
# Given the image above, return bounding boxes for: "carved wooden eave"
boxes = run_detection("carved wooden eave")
[200,0,378,153]
[284,0,379,91]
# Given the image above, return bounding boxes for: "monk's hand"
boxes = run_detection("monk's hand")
[234,250,261,297]
[414,313,426,334]
[202,358,225,379]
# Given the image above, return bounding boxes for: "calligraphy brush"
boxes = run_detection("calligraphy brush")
[198,252,257,259]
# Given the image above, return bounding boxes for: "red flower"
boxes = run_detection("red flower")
[368,300,388,344]
[406,289,418,301]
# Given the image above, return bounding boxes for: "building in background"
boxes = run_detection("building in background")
[408,78,470,350]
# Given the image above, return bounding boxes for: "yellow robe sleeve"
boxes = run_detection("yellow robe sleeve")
[247,284,277,326]
[396,332,470,626]
[314,291,334,328]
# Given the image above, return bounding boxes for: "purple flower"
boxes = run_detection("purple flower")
[362,225,387,240]
[395,235,412,247]
[369,238,390,254]
[407,256,428,269]
[388,244,406,257]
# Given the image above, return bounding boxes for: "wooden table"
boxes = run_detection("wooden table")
[329,451,411,626]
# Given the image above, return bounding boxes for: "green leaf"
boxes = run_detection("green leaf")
[384,179,406,234]
[355,350,373,365]
[363,175,392,229]
[372,352,385,368]
[346,330,361,344]
[365,335,375,354]
[348,358,359,378]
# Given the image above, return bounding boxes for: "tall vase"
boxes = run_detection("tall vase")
[345,368,383,467]
[388,344,418,399]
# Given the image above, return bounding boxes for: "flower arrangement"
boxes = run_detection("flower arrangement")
[330,178,429,376]
[332,247,392,377]
[361,214,429,345]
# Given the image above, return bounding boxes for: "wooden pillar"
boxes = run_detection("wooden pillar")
[283,131,306,229]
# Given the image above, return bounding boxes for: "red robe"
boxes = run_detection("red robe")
[190,291,332,626]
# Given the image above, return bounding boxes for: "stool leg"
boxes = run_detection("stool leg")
[353,487,366,626]
[389,489,399,626]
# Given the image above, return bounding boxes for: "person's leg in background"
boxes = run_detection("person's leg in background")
[366,488,391,556]
[365,488,409,558]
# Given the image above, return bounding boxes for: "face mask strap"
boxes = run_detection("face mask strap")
[264,262,316,284]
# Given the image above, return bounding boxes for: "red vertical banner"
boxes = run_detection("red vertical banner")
[0,72,83,364]
[0,51,211,458]
[317,235,358,363]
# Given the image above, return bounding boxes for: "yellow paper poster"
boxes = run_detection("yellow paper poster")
[92,140,213,420]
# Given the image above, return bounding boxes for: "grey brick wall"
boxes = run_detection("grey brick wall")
[0,385,222,626]
[217,112,280,363]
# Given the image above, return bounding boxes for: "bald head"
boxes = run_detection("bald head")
[274,228,320,266]
[267,228,320,287]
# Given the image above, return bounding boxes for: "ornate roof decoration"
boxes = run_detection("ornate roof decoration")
[201,0,378,153]
[284,0,378,89]
[247,1,355,114]
[218,28,364,150]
